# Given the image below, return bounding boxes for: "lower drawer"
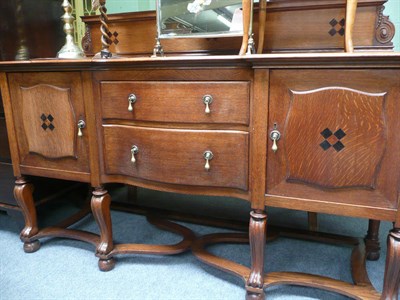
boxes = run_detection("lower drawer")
[103,125,249,190]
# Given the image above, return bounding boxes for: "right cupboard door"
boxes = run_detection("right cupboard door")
[266,70,400,220]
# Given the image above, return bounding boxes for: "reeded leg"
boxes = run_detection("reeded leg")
[13,177,40,253]
[381,228,400,300]
[365,219,381,261]
[246,210,267,300]
[91,187,115,271]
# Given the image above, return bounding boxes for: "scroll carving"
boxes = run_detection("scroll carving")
[374,6,395,45]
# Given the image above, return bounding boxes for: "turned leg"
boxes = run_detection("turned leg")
[307,212,318,232]
[345,0,358,52]
[246,210,267,300]
[91,187,115,271]
[13,177,40,253]
[257,0,267,54]
[381,228,400,300]
[365,219,381,261]
[239,0,251,55]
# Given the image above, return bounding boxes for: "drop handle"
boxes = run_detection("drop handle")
[203,95,213,114]
[203,150,214,171]
[77,120,86,137]
[131,145,139,163]
[270,128,281,153]
[128,94,137,112]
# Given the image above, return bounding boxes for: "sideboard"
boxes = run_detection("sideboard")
[0,53,399,299]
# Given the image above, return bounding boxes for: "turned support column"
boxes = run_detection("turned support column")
[381,227,400,300]
[246,210,267,300]
[91,187,115,271]
[345,0,358,52]
[13,177,40,253]
[365,219,381,261]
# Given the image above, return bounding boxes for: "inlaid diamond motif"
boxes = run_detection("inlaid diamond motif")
[329,18,346,37]
[320,128,346,152]
[41,114,55,131]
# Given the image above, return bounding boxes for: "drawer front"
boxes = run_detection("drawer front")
[103,125,249,190]
[100,81,250,125]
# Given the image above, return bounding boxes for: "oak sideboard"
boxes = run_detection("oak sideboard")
[0,53,399,299]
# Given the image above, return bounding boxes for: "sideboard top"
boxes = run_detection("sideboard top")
[0,52,400,72]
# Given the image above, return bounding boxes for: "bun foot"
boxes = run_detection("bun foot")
[366,251,380,261]
[245,290,265,300]
[23,240,40,253]
[98,258,115,272]
[246,286,265,300]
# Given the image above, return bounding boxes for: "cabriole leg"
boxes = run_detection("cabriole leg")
[365,219,381,261]
[91,187,115,271]
[13,177,40,253]
[381,228,400,300]
[246,210,267,300]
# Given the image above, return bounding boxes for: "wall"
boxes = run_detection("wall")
[106,1,155,13]
[385,0,399,50]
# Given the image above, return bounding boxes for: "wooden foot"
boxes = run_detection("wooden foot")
[364,219,381,261]
[91,188,114,268]
[98,258,116,272]
[381,228,400,300]
[246,287,265,300]
[23,240,41,253]
[13,177,40,250]
[246,210,267,297]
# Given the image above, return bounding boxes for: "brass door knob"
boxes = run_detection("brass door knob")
[270,126,281,153]
[77,120,86,137]
[203,150,214,171]
[131,145,139,163]
[203,95,213,114]
[128,94,137,112]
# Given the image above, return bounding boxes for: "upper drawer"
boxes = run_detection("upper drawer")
[100,81,250,125]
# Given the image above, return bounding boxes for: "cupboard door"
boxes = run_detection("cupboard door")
[8,72,90,179]
[267,70,400,213]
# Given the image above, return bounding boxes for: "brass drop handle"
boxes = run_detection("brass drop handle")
[77,120,86,137]
[131,145,139,163]
[203,150,214,171]
[128,94,137,112]
[203,95,213,114]
[270,126,281,153]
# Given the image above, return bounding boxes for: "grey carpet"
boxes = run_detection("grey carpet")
[0,187,394,300]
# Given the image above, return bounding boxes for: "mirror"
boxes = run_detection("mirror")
[157,0,245,39]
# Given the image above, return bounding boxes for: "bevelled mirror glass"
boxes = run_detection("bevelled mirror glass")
[157,0,244,38]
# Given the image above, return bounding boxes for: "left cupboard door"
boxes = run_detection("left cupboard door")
[7,72,91,182]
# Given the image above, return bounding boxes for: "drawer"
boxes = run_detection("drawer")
[103,125,249,190]
[100,81,250,125]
